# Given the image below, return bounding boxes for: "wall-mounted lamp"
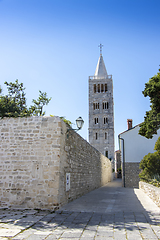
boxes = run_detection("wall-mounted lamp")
[67,117,84,138]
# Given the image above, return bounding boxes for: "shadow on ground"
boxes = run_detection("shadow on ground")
[0,179,160,239]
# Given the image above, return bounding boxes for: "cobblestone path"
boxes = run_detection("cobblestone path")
[0,179,160,240]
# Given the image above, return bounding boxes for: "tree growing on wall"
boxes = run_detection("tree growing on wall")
[30,91,51,116]
[139,68,160,138]
[0,80,51,118]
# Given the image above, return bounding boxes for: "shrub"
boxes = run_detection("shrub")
[139,137,160,182]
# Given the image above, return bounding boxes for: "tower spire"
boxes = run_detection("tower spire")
[98,43,103,55]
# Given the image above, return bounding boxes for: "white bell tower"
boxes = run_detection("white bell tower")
[88,45,114,160]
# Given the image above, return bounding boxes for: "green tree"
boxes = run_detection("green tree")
[139,137,160,181]
[30,90,51,116]
[139,68,160,138]
[0,80,30,118]
[0,80,51,118]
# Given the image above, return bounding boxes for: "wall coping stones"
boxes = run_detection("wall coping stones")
[139,181,160,208]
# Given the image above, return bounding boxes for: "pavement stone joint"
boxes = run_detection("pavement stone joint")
[0,179,160,240]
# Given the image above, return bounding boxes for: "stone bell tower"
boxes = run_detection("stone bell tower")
[88,45,114,160]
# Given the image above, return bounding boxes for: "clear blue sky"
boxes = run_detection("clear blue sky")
[0,0,160,150]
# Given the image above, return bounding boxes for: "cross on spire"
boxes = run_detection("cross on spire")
[98,43,103,55]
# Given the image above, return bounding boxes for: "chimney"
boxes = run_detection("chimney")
[127,119,132,130]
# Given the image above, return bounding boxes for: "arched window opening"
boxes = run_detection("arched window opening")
[93,103,95,110]
[98,84,100,93]
[98,103,99,109]
[101,84,104,92]
[107,102,109,109]
[94,84,96,93]
[103,102,104,109]
[105,84,107,92]
[105,102,107,109]
[105,151,108,158]
[94,118,98,124]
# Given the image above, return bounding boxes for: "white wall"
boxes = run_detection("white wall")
[120,126,160,163]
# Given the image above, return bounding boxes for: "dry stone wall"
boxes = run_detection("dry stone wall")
[139,181,160,207]
[124,162,140,188]
[0,116,112,210]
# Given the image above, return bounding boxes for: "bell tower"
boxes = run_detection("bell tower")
[88,46,114,160]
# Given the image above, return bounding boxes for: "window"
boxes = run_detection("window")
[94,118,98,124]
[94,84,96,93]
[105,151,108,158]
[101,84,104,92]
[93,102,99,110]
[103,102,108,110]
[98,84,100,93]
[105,84,107,92]
[96,132,98,140]
[105,132,107,139]
[104,117,108,124]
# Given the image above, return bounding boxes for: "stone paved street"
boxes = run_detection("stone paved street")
[0,179,160,239]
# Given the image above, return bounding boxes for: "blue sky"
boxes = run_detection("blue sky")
[0,0,160,150]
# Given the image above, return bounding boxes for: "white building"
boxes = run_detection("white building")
[88,51,114,159]
[119,119,160,188]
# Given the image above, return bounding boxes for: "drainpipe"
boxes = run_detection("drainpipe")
[118,135,125,187]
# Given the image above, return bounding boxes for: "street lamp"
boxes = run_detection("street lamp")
[75,117,84,130]
[67,117,84,137]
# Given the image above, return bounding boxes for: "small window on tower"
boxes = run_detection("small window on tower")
[104,117,108,124]
[107,102,109,109]
[98,84,100,93]
[94,84,96,93]
[93,103,95,110]
[105,84,107,92]
[101,84,104,92]
[105,151,108,158]
[94,118,98,124]
[105,132,107,139]
[96,132,98,140]
[98,103,99,109]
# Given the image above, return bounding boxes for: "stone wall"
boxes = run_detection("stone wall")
[124,162,140,188]
[139,181,160,207]
[0,116,112,210]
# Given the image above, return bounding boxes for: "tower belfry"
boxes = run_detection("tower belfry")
[88,46,114,159]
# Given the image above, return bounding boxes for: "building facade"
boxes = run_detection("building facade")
[88,53,114,160]
[119,119,160,188]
